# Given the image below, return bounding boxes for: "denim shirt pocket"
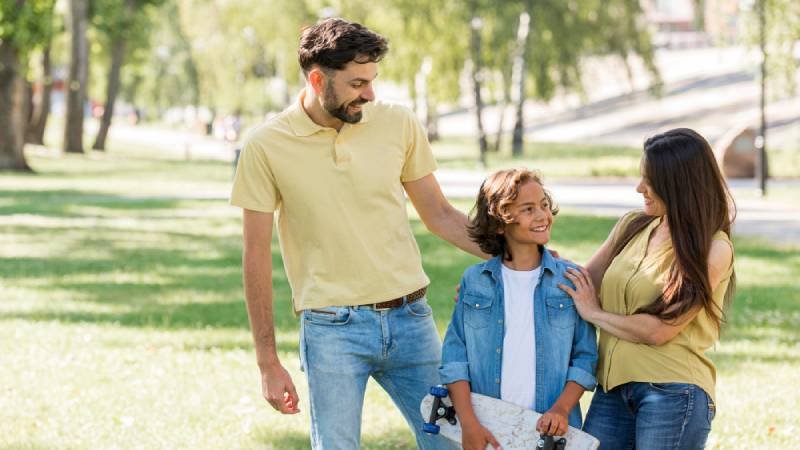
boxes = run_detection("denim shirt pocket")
[463,293,494,329]
[544,288,577,330]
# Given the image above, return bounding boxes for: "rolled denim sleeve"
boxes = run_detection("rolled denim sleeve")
[439,278,471,385]
[567,314,598,391]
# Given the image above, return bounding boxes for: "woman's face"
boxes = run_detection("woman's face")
[636,159,667,217]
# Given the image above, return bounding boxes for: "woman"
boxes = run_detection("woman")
[559,128,735,449]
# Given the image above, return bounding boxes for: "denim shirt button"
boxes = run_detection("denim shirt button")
[498,319,503,324]
[496,347,501,354]
[495,378,500,384]
[475,303,480,308]
[559,303,564,308]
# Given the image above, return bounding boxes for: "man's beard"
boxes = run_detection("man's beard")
[323,84,367,124]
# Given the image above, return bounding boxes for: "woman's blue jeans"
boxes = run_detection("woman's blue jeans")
[583,382,715,450]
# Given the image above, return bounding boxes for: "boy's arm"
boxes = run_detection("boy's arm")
[566,306,598,392]
[447,381,500,450]
[537,381,585,436]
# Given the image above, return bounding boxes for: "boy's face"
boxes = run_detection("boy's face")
[500,180,553,247]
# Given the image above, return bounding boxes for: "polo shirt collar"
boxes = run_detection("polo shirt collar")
[287,90,373,137]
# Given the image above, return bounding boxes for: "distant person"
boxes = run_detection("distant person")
[230,18,485,449]
[440,168,597,450]
[560,128,736,449]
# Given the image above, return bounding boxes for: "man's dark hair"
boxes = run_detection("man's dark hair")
[298,18,388,74]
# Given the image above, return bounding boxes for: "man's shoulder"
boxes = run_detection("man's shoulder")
[243,110,294,147]
[367,100,415,122]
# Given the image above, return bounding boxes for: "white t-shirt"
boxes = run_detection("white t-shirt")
[500,264,541,410]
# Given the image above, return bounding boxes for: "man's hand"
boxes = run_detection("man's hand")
[536,406,568,436]
[462,421,501,450]
[261,363,300,414]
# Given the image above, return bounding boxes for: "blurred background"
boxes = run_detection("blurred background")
[1,0,799,449]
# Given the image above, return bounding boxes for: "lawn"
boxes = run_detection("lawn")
[431,136,800,179]
[1,148,798,449]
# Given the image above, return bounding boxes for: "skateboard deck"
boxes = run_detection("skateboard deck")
[421,387,599,450]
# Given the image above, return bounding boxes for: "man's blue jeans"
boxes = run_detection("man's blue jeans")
[300,298,454,450]
[583,382,715,450]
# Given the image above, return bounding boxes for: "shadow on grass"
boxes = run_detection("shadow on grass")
[251,428,417,450]
[0,189,190,217]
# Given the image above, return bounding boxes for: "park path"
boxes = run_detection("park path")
[435,169,800,246]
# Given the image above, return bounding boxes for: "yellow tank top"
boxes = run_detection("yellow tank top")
[597,213,734,403]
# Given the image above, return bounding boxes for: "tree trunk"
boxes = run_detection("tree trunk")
[511,9,532,158]
[491,69,510,153]
[93,36,126,150]
[26,46,52,145]
[470,16,488,167]
[64,0,90,154]
[0,42,32,171]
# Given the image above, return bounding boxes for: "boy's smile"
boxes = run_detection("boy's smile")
[500,180,553,247]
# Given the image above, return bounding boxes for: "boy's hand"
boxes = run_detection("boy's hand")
[537,406,568,436]
[462,422,501,450]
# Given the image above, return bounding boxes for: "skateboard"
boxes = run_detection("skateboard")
[421,386,599,450]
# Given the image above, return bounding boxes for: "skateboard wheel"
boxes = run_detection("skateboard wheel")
[422,423,441,434]
[430,386,448,397]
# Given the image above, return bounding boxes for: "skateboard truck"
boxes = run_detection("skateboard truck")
[537,434,567,450]
[422,385,458,434]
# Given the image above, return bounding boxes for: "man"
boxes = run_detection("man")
[230,18,484,449]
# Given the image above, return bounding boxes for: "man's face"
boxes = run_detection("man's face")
[320,61,377,124]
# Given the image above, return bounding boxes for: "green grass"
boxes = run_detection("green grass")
[432,135,800,179]
[1,147,798,449]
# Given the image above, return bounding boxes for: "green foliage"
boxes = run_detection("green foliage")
[0,0,55,55]
[741,0,800,95]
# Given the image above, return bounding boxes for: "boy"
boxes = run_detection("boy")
[439,169,598,450]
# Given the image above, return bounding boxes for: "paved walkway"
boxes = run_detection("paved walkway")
[436,169,800,246]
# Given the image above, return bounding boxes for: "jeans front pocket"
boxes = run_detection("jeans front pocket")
[303,306,352,326]
[405,297,433,317]
[647,382,692,395]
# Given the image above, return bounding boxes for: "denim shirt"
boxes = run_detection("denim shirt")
[439,248,598,428]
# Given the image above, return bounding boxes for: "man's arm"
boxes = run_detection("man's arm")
[242,209,299,414]
[403,173,488,259]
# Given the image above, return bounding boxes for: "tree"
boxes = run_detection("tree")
[91,0,162,150]
[25,44,53,145]
[0,0,55,171]
[64,0,90,154]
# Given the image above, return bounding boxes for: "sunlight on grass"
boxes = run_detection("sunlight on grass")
[1,149,798,448]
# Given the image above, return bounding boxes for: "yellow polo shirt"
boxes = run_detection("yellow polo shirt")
[597,212,734,404]
[230,94,437,312]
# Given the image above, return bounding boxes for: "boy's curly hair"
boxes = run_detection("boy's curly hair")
[468,169,559,260]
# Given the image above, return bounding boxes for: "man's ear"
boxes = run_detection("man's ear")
[308,68,326,95]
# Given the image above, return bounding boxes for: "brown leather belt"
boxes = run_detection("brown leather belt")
[368,287,427,310]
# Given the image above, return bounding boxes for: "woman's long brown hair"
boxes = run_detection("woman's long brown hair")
[609,128,736,330]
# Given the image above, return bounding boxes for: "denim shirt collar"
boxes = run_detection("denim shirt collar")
[480,246,558,283]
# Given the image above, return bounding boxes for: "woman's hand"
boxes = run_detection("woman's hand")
[559,267,603,322]
[461,421,501,450]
